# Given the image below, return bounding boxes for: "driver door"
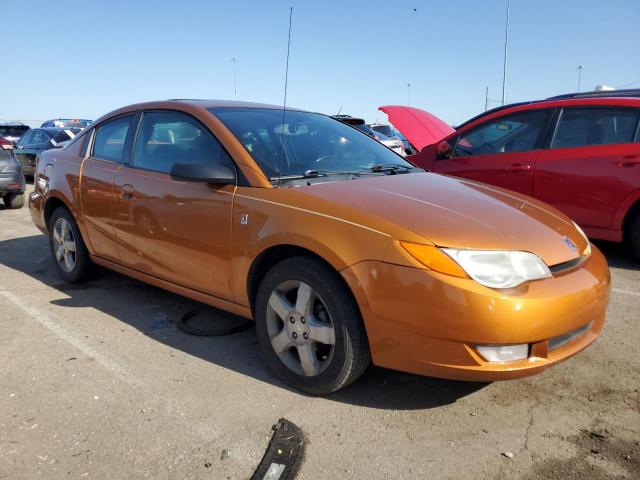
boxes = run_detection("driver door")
[111,110,236,299]
[432,109,553,196]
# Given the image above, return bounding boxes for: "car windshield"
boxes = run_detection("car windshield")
[52,119,92,128]
[211,108,415,180]
[0,126,29,138]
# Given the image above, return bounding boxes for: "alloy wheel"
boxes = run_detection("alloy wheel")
[52,217,77,273]
[266,280,336,377]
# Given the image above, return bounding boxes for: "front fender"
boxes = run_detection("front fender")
[230,190,389,305]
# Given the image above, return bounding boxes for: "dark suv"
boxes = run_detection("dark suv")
[0,122,30,145]
[0,136,25,209]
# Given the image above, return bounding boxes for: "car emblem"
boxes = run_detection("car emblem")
[561,236,578,251]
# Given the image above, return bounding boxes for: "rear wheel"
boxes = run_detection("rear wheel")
[3,193,24,209]
[49,207,92,283]
[629,213,640,259]
[255,256,370,395]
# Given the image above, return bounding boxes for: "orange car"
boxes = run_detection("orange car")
[29,100,610,394]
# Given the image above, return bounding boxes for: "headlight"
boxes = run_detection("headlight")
[442,249,551,289]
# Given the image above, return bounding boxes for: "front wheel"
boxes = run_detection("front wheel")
[49,207,92,283]
[255,256,370,395]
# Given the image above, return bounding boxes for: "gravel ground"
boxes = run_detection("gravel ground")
[1,187,638,479]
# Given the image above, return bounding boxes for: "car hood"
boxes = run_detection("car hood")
[291,172,587,267]
[379,105,454,151]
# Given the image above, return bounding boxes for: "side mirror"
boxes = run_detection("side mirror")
[436,140,452,159]
[170,162,236,184]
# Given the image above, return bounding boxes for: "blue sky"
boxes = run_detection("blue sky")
[3,0,639,127]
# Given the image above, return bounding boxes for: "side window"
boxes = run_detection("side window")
[19,130,34,145]
[92,115,134,163]
[552,108,640,149]
[453,110,550,157]
[133,111,232,174]
[31,130,49,145]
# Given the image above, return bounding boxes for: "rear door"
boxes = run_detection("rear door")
[111,110,235,299]
[534,106,640,230]
[13,130,34,168]
[432,109,553,196]
[80,114,136,262]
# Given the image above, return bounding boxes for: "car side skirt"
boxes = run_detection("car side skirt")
[90,255,253,320]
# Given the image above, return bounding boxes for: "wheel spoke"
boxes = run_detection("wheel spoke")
[64,240,76,252]
[270,328,293,354]
[63,252,74,271]
[269,292,293,321]
[297,343,320,376]
[55,244,64,261]
[61,220,69,240]
[53,226,61,244]
[295,282,313,316]
[308,318,335,345]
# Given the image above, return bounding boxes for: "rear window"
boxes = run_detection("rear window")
[371,125,394,137]
[552,107,640,148]
[0,126,30,138]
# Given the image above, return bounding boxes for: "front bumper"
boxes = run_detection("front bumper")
[341,245,610,381]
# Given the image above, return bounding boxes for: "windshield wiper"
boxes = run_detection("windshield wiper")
[366,164,414,173]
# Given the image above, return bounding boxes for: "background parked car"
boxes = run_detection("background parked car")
[370,123,410,156]
[0,122,30,145]
[0,135,26,209]
[41,118,92,129]
[14,127,80,176]
[382,89,640,256]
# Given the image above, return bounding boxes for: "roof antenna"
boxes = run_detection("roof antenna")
[277,6,293,188]
[336,105,343,116]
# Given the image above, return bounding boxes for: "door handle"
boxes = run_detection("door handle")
[616,155,640,167]
[506,163,531,172]
[121,184,134,199]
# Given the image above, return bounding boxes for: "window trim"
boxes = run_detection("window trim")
[548,105,640,150]
[449,107,553,159]
[89,113,137,165]
[128,108,245,185]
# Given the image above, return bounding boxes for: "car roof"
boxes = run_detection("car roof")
[455,90,640,130]
[166,99,298,110]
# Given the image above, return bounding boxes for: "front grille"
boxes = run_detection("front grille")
[548,322,591,351]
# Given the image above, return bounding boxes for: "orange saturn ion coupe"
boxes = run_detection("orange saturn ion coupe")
[29,100,611,394]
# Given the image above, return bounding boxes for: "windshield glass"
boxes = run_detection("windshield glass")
[211,108,414,180]
[371,125,394,137]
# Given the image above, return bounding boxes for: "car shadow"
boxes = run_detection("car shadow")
[0,233,492,410]
[593,240,639,271]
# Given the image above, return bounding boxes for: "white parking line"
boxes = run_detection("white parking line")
[0,288,136,385]
[612,288,640,297]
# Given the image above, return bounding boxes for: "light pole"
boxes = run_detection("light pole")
[407,83,411,106]
[231,57,239,100]
[501,0,510,106]
[577,65,584,92]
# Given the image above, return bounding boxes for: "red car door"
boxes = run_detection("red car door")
[431,109,553,196]
[534,106,640,234]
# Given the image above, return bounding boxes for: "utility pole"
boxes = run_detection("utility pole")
[577,65,584,92]
[231,57,239,100]
[501,0,510,105]
[407,83,411,106]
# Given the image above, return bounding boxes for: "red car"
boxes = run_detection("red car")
[383,90,640,256]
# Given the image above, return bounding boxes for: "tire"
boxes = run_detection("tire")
[630,213,640,259]
[3,193,24,209]
[49,207,92,283]
[255,256,370,395]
